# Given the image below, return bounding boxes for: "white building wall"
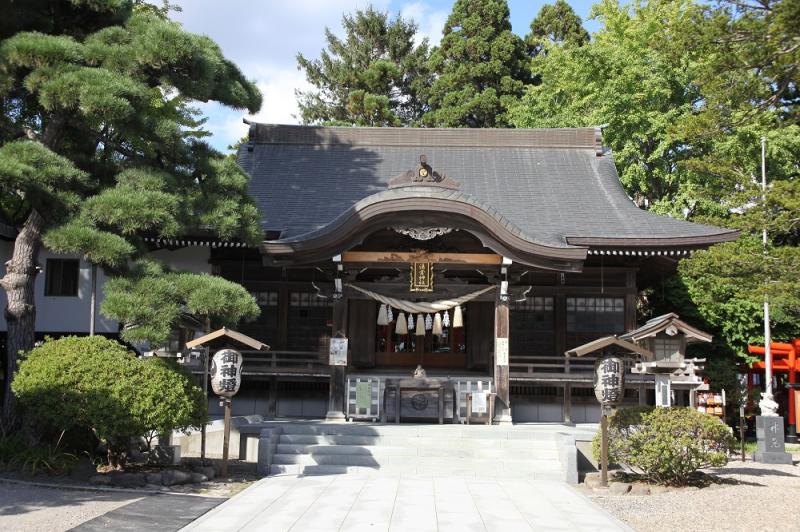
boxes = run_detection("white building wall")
[0,244,211,334]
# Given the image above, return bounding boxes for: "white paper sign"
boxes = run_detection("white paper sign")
[472,391,487,414]
[495,337,509,366]
[329,338,348,366]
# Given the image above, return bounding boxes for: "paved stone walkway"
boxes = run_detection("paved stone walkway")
[181,474,630,532]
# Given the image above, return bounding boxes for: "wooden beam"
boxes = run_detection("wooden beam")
[186,327,268,350]
[342,251,502,265]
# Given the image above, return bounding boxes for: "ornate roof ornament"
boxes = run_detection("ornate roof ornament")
[392,226,454,240]
[388,154,460,190]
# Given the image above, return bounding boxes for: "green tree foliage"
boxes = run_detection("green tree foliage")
[593,407,733,485]
[0,0,263,413]
[509,0,701,205]
[102,259,259,344]
[509,0,799,375]
[424,0,529,127]
[12,336,207,466]
[659,0,800,360]
[525,0,589,58]
[296,7,431,126]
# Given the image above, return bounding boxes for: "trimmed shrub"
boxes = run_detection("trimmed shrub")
[13,336,206,467]
[593,406,733,485]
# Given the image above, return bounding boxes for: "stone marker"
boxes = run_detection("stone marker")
[754,416,793,464]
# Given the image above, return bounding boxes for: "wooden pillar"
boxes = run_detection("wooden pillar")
[638,383,647,406]
[494,293,512,424]
[266,376,278,419]
[277,285,289,350]
[555,292,566,357]
[563,383,572,425]
[221,398,232,478]
[624,271,637,331]
[326,294,347,420]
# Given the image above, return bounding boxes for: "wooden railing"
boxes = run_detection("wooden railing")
[509,355,639,380]
[188,349,328,376]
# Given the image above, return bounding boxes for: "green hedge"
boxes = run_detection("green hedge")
[593,406,733,485]
[13,336,206,466]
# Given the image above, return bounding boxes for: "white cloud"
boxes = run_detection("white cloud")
[399,2,449,46]
[171,0,444,150]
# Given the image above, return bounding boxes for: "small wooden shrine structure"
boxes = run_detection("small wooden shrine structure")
[621,313,711,407]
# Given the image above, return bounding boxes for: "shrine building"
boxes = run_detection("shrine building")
[192,123,737,424]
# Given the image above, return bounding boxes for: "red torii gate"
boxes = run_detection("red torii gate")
[746,339,799,433]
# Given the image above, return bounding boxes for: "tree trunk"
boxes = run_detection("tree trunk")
[1,210,44,419]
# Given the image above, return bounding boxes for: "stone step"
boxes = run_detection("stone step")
[271,453,562,472]
[277,434,558,450]
[265,423,560,440]
[268,464,565,480]
[275,443,559,460]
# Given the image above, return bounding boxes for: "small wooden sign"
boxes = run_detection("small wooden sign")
[329,338,348,366]
[410,262,434,292]
[472,391,487,413]
[495,338,509,366]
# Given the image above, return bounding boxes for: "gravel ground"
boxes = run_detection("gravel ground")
[0,482,142,532]
[591,458,800,532]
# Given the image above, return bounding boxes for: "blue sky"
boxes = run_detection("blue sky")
[173,1,600,152]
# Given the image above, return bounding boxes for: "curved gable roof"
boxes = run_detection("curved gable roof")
[238,124,737,260]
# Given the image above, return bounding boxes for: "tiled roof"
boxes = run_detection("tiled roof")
[237,124,737,249]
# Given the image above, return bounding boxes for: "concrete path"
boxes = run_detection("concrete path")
[181,474,630,532]
[73,493,222,531]
[0,481,222,532]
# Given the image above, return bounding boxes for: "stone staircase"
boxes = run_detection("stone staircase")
[261,423,570,481]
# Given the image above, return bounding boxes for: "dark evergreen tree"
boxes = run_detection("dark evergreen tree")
[296,7,431,126]
[424,0,529,128]
[525,0,589,57]
[0,0,262,416]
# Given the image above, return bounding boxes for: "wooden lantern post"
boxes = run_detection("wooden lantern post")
[600,407,610,487]
[221,397,232,478]
[186,328,269,476]
[566,337,652,490]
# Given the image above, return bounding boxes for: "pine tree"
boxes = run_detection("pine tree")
[424,0,529,128]
[526,0,589,57]
[0,0,262,416]
[296,7,431,126]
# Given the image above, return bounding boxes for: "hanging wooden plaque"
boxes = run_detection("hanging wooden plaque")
[410,262,434,292]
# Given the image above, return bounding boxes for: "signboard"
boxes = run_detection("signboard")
[329,337,348,366]
[472,391,487,414]
[495,337,509,366]
[655,375,671,407]
[355,381,372,411]
[593,355,624,405]
[410,262,434,292]
[210,349,242,398]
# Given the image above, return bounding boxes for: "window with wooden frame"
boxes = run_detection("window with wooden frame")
[287,290,333,352]
[566,296,625,349]
[44,259,79,297]
[653,336,682,361]
[239,290,280,346]
[566,297,625,332]
[510,296,555,357]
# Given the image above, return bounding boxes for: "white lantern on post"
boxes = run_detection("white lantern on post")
[210,349,242,398]
[593,354,625,489]
[593,355,625,406]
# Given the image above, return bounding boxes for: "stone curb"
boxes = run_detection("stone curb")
[0,476,227,499]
